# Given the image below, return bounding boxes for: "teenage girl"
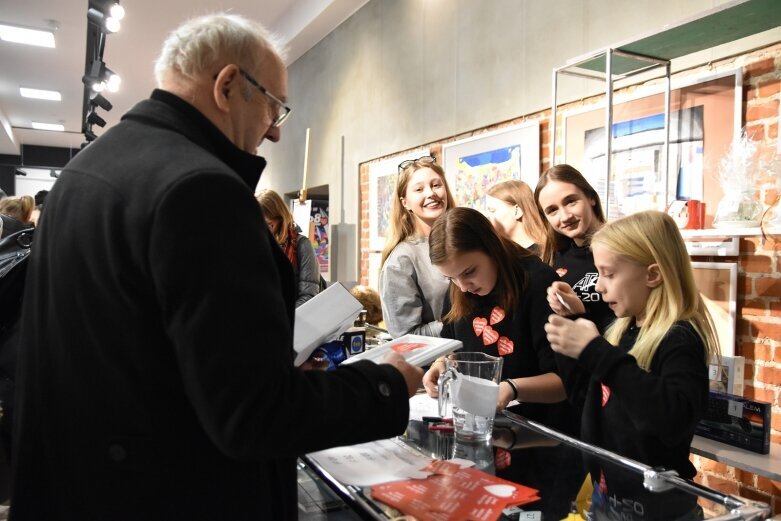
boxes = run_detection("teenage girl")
[544,210,718,521]
[379,156,453,338]
[422,207,574,430]
[485,180,547,257]
[535,164,614,332]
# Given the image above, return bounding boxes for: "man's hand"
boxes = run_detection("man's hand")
[544,314,599,359]
[383,352,424,398]
[547,281,585,316]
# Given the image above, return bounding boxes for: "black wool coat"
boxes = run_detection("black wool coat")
[11,90,409,520]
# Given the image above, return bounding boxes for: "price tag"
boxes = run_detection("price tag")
[708,364,719,380]
[727,399,743,417]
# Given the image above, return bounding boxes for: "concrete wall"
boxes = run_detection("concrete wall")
[258,0,781,281]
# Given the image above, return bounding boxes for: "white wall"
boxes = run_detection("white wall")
[258,0,781,281]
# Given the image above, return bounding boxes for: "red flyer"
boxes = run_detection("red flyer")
[371,466,539,521]
[390,342,428,353]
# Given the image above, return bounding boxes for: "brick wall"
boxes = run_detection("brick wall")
[358,42,781,512]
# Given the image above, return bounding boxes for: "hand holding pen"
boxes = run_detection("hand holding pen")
[546,282,585,317]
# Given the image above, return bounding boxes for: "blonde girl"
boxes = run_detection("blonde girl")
[0,195,35,238]
[485,179,547,257]
[544,210,718,521]
[379,156,454,338]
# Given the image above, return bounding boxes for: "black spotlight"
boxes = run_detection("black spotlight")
[90,92,112,111]
[87,110,106,128]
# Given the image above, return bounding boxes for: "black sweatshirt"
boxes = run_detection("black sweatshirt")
[553,240,614,332]
[441,252,579,434]
[575,321,709,520]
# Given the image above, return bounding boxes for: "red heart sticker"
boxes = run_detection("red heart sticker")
[497,336,514,356]
[601,383,611,407]
[489,306,506,325]
[482,325,499,345]
[556,268,568,277]
[473,317,487,336]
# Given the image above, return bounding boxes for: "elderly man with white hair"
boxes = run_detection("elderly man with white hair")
[11,13,421,520]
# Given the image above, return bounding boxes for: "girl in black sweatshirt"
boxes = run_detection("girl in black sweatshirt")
[545,210,719,521]
[535,165,614,333]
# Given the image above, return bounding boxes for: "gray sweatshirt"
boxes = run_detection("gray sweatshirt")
[379,237,449,338]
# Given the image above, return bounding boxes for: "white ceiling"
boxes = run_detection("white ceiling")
[0,0,368,157]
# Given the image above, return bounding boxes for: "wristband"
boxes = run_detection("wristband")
[503,379,519,401]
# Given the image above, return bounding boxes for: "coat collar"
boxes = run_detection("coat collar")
[121,89,267,190]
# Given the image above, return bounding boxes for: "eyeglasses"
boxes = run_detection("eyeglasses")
[398,155,436,173]
[239,68,291,128]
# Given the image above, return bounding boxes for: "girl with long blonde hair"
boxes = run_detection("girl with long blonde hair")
[485,179,547,257]
[379,156,454,338]
[545,210,718,521]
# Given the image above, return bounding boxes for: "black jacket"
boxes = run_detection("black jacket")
[11,90,409,520]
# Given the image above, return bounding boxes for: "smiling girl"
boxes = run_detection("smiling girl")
[544,210,718,521]
[379,156,454,338]
[422,208,575,431]
[535,164,614,332]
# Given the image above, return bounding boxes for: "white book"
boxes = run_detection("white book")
[293,283,363,366]
[341,334,462,368]
[709,355,745,397]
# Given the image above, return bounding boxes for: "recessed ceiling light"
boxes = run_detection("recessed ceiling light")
[0,23,55,48]
[20,87,61,101]
[31,122,64,132]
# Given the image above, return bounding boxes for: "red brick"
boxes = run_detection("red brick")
[747,123,766,141]
[745,362,754,381]
[742,255,774,274]
[745,58,777,80]
[758,79,781,98]
[743,342,773,362]
[756,278,781,297]
[773,409,781,432]
[751,386,776,404]
[747,99,780,122]
[756,365,781,386]
[742,298,768,316]
[739,483,772,504]
[741,238,759,254]
[707,475,739,495]
[756,477,781,496]
[770,123,779,140]
[699,458,729,475]
[737,469,757,487]
[760,145,779,162]
[751,320,781,341]
[770,302,781,318]
[772,433,781,446]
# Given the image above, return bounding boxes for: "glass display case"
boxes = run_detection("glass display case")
[301,410,773,520]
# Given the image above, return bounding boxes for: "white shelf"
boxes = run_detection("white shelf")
[680,227,779,238]
[691,436,781,481]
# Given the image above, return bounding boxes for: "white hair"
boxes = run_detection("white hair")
[154,12,286,85]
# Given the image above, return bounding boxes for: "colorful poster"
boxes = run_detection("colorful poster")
[455,145,521,211]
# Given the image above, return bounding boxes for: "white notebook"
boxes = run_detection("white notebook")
[341,334,462,368]
[293,283,363,366]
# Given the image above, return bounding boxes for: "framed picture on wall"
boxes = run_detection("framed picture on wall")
[368,149,430,252]
[441,121,540,212]
[562,69,741,225]
[691,261,737,356]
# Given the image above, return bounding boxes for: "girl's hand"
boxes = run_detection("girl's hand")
[496,380,515,411]
[544,314,599,359]
[547,281,585,316]
[423,359,446,397]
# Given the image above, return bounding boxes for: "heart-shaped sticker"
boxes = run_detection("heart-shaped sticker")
[489,306,505,325]
[473,317,487,336]
[601,383,611,407]
[556,268,568,277]
[497,336,514,356]
[484,484,516,498]
[482,325,499,345]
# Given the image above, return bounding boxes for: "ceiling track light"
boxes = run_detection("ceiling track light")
[90,92,112,111]
[84,126,98,142]
[87,109,106,128]
[87,7,120,33]
[82,60,121,93]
